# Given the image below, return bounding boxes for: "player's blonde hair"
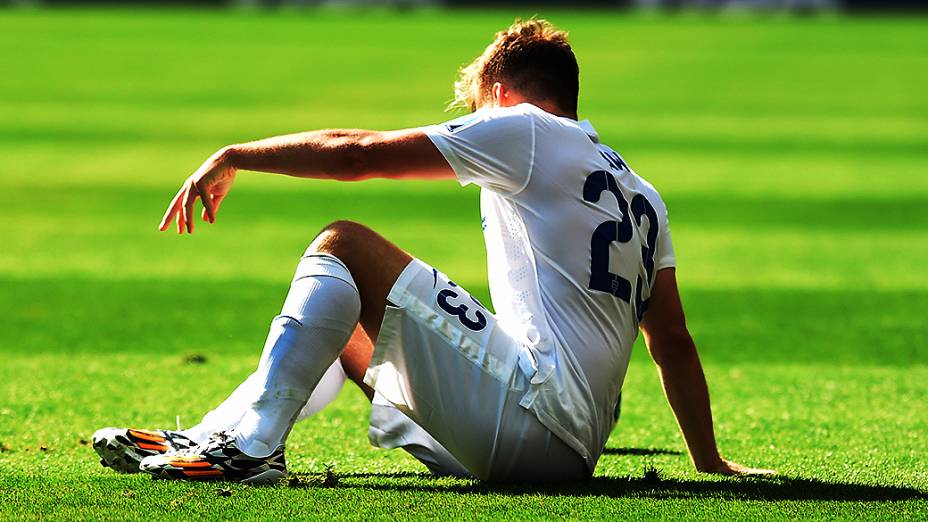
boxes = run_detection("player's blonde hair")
[450,19,579,114]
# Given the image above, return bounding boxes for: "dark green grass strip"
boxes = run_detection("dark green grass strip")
[2,277,926,365]
[8,185,928,231]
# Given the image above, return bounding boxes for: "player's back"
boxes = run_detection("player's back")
[508,107,673,404]
[426,103,675,468]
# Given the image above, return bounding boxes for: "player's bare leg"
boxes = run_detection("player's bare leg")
[306,219,412,340]
[340,325,376,400]
[309,219,411,399]
[314,219,413,402]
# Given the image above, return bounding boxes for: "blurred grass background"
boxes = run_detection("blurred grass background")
[0,8,926,519]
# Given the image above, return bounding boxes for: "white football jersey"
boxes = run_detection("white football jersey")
[425,103,675,469]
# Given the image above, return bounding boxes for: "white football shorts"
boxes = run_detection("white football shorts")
[364,258,587,482]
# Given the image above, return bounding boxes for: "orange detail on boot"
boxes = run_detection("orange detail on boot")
[136,442,170,451]
[129,430,167,443]
[181,469,224,478]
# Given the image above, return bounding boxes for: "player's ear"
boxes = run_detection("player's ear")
[491,82,505,106]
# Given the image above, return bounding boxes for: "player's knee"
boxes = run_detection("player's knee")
[322,220,368,237]
[307,220,371,257]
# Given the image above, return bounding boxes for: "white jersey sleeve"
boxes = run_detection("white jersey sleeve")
[654,203,676,272]
[423,106,536,195]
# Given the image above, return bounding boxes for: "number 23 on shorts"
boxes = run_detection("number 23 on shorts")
[436,280,488,332]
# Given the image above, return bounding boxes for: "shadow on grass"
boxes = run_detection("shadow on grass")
[601,447,684,456]
[290,467,928,502]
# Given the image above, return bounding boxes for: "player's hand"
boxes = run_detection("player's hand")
[699,457,776,477]
[159,148,237,234]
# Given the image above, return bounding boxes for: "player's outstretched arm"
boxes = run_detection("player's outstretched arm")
[158,129,454,234]
[640,268,775,476]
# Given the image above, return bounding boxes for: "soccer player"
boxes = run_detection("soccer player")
[94,19,772,484]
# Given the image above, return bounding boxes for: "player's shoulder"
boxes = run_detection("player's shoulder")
[599,143,668,213]
[627,168,669,215]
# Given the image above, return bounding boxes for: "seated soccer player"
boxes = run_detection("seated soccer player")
[94,19,773,484]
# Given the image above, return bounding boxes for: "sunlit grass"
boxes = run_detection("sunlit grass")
[0,8,926,520]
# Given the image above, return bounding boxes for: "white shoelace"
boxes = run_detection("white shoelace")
[175,431,232,456]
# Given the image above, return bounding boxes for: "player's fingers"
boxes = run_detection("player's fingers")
[177,189,188,234]
[201,194,227,222]
[179,185,192,234]
[197,181,216,223]
[183,183,198,234]
[159,198,181,232]
[159,187,185,231]
[178,187,187,234]
[176,189,187,234]
[212,193,226,215]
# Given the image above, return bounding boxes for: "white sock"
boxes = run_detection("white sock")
[183,360,347,444]
[231,253,361,457]
[182,372,261,443]
[296,359,348,421]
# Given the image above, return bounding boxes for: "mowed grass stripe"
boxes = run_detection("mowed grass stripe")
[2,278,925,365]
[2,183,926,291]
[5,145,927,202]
[3,103,925,153]
[5,185,928,230]
[3,12,926,114]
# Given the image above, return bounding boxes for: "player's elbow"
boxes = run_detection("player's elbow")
[315,131,378,181]
[331,139,370,181]
[336,132,392,181]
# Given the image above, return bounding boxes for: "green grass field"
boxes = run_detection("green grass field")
[1,7,927,520]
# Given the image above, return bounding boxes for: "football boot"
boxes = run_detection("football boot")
[93,427,197,474]
[139,431,286,485]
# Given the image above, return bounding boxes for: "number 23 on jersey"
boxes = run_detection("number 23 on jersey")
[582,170,659,323]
